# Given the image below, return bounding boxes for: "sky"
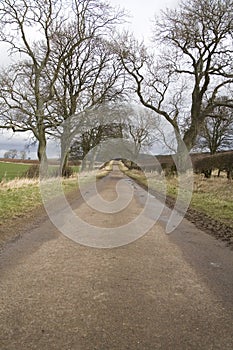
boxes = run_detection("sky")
[110,0,178,41]
[0,0,178,159]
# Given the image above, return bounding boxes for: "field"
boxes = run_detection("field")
[0,161,31,181]
[0,160,79,181]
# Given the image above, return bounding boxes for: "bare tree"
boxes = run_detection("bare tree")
[0,0,126,175]
[47,33,126,174]
[4,149,18,159]
[114,0,233,168]
[195,103,233,154]
[123,107,161,154]
[19,150,27,160]
[70,122,124,170]
[0,0,68,174]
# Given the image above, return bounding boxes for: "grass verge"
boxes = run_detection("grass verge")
[0,178,78,225]
[124,169,233,228]
[0,167,110,227]
[0,167,110,247]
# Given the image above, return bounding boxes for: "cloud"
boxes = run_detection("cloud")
[0,130,35,158]
[0,130,60,159]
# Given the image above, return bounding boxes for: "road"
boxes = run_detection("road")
[1,167,233,349]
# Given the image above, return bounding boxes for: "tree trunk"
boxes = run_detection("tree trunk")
[61,153,69,176]
[89,148,98,171]
[183,121,200,153]
[60,132,70,177]
[174,131,192,173]
[183,86,203,153]
[204,169,212,178]
[179,113,204,172]
[227,168,232,180]
[81,158,88,171]
[60,118,74,176]
[37,132,48,178]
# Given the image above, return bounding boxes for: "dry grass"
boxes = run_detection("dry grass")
[0,177,78,225]
[124,169,233,228]
[0,169,111,227]
[193,174,232,198]
[0,177,39,189]
[190,175,233,226]
[2,166,232,233]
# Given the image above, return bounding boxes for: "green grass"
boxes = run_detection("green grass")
[0,178,79,225]
[0,166,109,227]
[0,162,31,181]
[0,184,41,222]
[191,193,233,226]
[190,177,233,227]
[0,162,80,182]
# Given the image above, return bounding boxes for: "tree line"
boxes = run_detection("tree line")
[0,0,232,174]
[3,149,27,160]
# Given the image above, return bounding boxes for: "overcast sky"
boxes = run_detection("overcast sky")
[111,0,178,41]
[0,0,179,158]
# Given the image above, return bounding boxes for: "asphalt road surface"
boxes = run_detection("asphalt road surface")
[1,168,233,349]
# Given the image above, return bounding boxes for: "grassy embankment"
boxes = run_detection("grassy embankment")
[121,166,233,228]
[0,178,79,225]
[3,159,232,230]
[0,161,78,225]
[0,161,112,227]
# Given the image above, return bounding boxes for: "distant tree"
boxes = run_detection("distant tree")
[70,122,123,170]
[69,104,161,169]
[194,103,233,177]
[19,150,27,160]
[197,115,233,155]
[4,149,18,159]
[193,151,233,179]
[123,108,161,154]
[194,94,233,152]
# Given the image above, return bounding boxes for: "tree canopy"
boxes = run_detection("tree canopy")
[115,0,233,158]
